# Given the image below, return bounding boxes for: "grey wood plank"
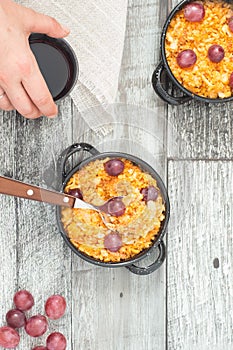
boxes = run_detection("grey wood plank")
[72,107,167,350]
[168,101,233,159]
[116,0,168,109]
[0,1,171,349]
[167,160,233,350]
[70,1,169,349]
[166,1,233,159]
[11,99,74,349]
[0,110,18,328]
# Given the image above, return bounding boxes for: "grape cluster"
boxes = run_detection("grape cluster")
[0,290,67,350]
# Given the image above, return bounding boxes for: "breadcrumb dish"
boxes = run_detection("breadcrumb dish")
[165,0,233,98]
[61,157,166,263]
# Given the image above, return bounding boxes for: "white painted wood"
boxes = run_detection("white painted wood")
[168,100,233,159]
[71,108,167,350]
[167,0,233,159]
[0,110,18,328]
[2,99,74,349]
[69,1,168,350]
[0,1,169,349]
[167,160,233,350]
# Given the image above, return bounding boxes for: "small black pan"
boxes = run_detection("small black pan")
[152,0,233,105]
[56,143,170,276]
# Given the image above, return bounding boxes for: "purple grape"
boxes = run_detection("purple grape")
[104,232,122,252]
[6,309,26,329]
[13,290,34,311]
[177,50,197,68]
[67,188,83,199]
[228,16,233,32]
[25,315,48,337]
[0,326,20,349]
[207,45,225,63]
[104,159,124,176]
[107,198,126,217]
[45,295,66,320]
[229,72,233,88]
[184,2,205,22]
[140,186,159,202]
[46,332,67,350]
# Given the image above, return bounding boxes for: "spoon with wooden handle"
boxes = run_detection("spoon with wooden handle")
[0,176,124,228]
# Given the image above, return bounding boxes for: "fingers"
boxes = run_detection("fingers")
[0,2,65,119]
[25,9,70,38]
[4,83,42,119]
[21,54,58,118]
[0,52,57,119]
[0,89,14,111]
[5,81,57,120]
[22,72,58,118]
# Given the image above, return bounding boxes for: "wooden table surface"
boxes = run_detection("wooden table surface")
[0,1,233,349]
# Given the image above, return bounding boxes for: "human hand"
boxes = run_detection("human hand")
[0,0,70,119]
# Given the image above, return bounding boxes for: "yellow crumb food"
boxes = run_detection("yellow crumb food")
[61,158,166,263]
[165,0,233,98]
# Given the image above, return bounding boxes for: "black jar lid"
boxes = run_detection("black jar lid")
[29,33,78,101]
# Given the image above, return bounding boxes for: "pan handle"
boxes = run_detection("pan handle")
[126,241,166,275]
[152,61,192,105]
[57,143,100,183]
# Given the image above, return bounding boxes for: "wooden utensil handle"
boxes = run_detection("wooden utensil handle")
[0,176,75,208]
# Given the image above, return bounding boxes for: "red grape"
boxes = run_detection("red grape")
[140,186,159,202]
[25,315,48,337]
[67,188,83,199]
[0,326,20,349]
[228,16,233,32]
[13,290,34,311]
[32,347,48,350]
[208,45,225,63]
[229,72,233,88]
[6,309,26,329]
[104,159,124,176]
[45,295,66,320]
[107,198,126,217]
[104,232,122,252]
[177,49,197,68]
[46,332,67,350]
[184,2,205,22]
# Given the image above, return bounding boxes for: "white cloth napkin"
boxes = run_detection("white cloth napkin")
[18,0,128,134]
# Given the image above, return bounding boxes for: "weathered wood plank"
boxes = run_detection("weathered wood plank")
[70,1,169,349]
[0,110,18,328]
[117,0,168,109]
[71,108,168,350]
[167,160,233,350]
[168,102,233,159]
[166,1,233,159]
[11,98,74,349]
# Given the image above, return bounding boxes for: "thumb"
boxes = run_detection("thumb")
[25,9,70,38]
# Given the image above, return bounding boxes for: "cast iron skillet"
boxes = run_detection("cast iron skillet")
[56,143,170,276]
[152,0,233,105]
